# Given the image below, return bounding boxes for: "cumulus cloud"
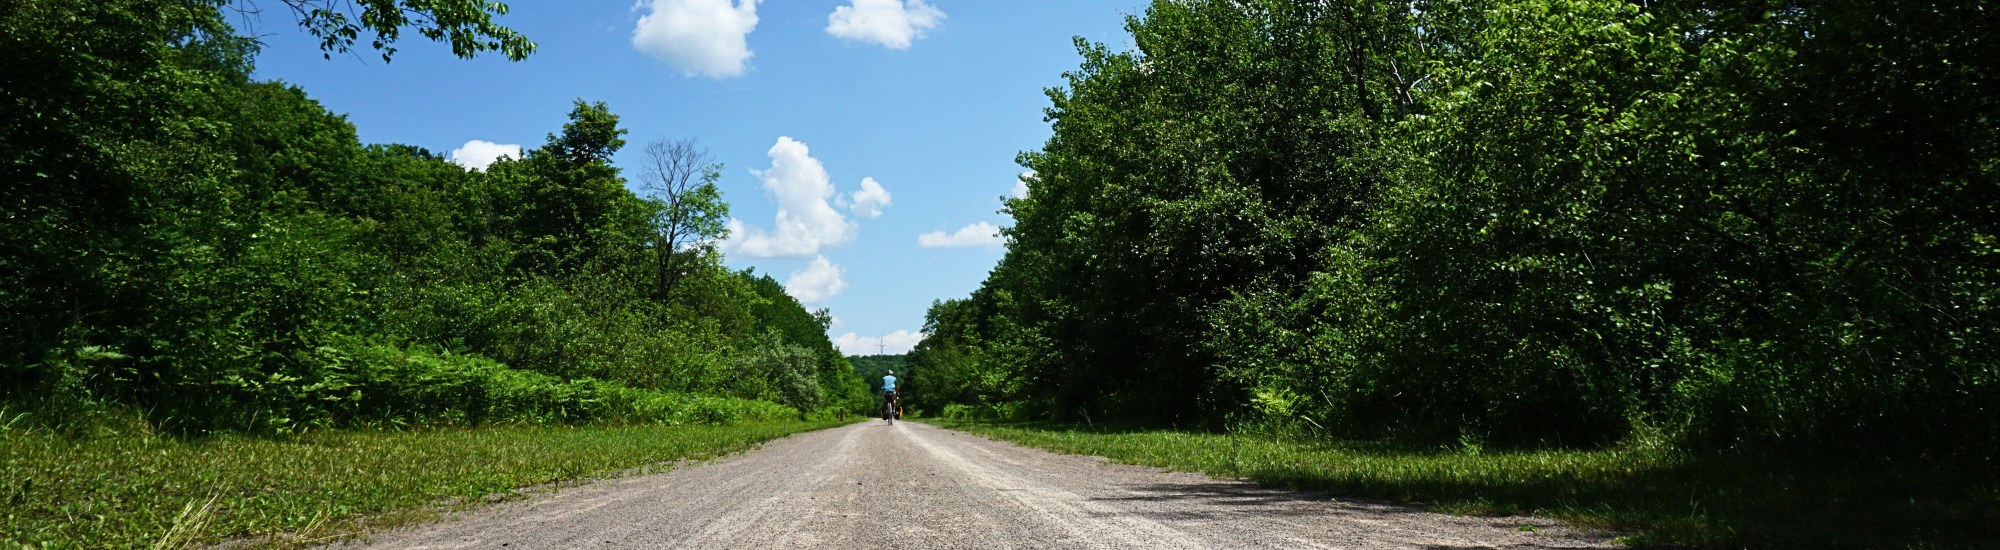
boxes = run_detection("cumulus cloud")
[825,0,945,49]
[834,330,928,356]
[448,140,522,172]
[784,256,848,303]
[845,177,892,218]
[918,221,1004,248]
[724,137,859,258]
[632,0,761,78]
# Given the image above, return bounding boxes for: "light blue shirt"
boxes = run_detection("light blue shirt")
[882,374,898,393]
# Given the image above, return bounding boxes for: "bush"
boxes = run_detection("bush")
[209,340,799,430]
[940,402,1035,422]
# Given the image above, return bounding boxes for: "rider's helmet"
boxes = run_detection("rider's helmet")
[887,370,894,375]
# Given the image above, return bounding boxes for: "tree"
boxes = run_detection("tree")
[221,0,536,61]
[731,329,821,412]
[500,100,638,273]
[738,271,870,412]
[0,0,826,434]
[986,0,1415,423]
[636,138,730,301]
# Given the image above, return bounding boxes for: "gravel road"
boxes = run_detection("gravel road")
[342,421,1617,549]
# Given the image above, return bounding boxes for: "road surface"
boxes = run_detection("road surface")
[340,421,1616,549]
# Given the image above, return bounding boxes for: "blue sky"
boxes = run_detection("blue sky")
[245,0,1146,355]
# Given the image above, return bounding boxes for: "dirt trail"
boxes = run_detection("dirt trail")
[338,421,1615,549]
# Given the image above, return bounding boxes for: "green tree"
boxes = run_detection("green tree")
[225,0,536,61]
[738,272,870,412]
[991,0,1415,423]
[847,354,906,395]
[635,138,730,301]
[732,329,823,412]
[1357,0,2000,452]
[931,0,1999,460]
[493,100,642,274]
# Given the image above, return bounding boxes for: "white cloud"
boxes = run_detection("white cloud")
[1012,170,1035,198]
[845,177,892,218]
[825,0,945,49]
[834,330,928,356]
[784,255,848,303]
[632,0,761,78]
[918,221,1004,248]
[448,140,521,172]
[724,137,858,258]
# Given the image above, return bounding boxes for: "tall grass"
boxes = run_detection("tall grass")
[9,341,805,436]
[925,420,1999,550]
[257,341,805,430]
[0,419,853,549]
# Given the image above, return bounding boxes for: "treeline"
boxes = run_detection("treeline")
[848,355,907,391]
[911,0,1997,460]
[0,1,870,433]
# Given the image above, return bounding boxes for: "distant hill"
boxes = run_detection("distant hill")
[849,354,907,394]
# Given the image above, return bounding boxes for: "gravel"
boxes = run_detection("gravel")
[336,421,1618,549]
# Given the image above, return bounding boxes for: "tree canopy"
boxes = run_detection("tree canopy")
[227,0,537,61]
[912,0,1999,460]
[0,0,864,432]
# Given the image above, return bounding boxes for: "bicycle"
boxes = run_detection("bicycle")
[881,391,900,425]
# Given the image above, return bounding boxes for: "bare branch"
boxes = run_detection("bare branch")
[639,137,724,301]
[639,137,713,200]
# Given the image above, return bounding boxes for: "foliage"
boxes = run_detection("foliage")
[915,0,1414,424]
[937,402,1031,422]
[730,329,824,413]
[918,0,2000,465]
[1331,0,1995,454]
[635,137,730,301]
[739,272,873,414]
[0,0,850,434]
[227,0,537,61]
[260,339,799,430]
[906,297,1028,410]
[846,354,905,393]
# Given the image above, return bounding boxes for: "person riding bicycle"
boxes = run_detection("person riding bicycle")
[881,370,899,417]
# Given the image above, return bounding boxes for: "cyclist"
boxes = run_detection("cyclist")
[881,370,899,421]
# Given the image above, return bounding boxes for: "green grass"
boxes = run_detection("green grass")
[924,419,1998,549]
[1,418,855,549]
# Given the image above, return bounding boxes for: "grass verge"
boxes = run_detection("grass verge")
[2,418,855,549]
[923,419,1997,549]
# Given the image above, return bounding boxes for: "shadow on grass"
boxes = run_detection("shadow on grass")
[930,419,1999,550]
[1276,456,1994,549]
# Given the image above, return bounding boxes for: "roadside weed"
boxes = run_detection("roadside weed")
[926,420,1997,549]
[1,420,852,549]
